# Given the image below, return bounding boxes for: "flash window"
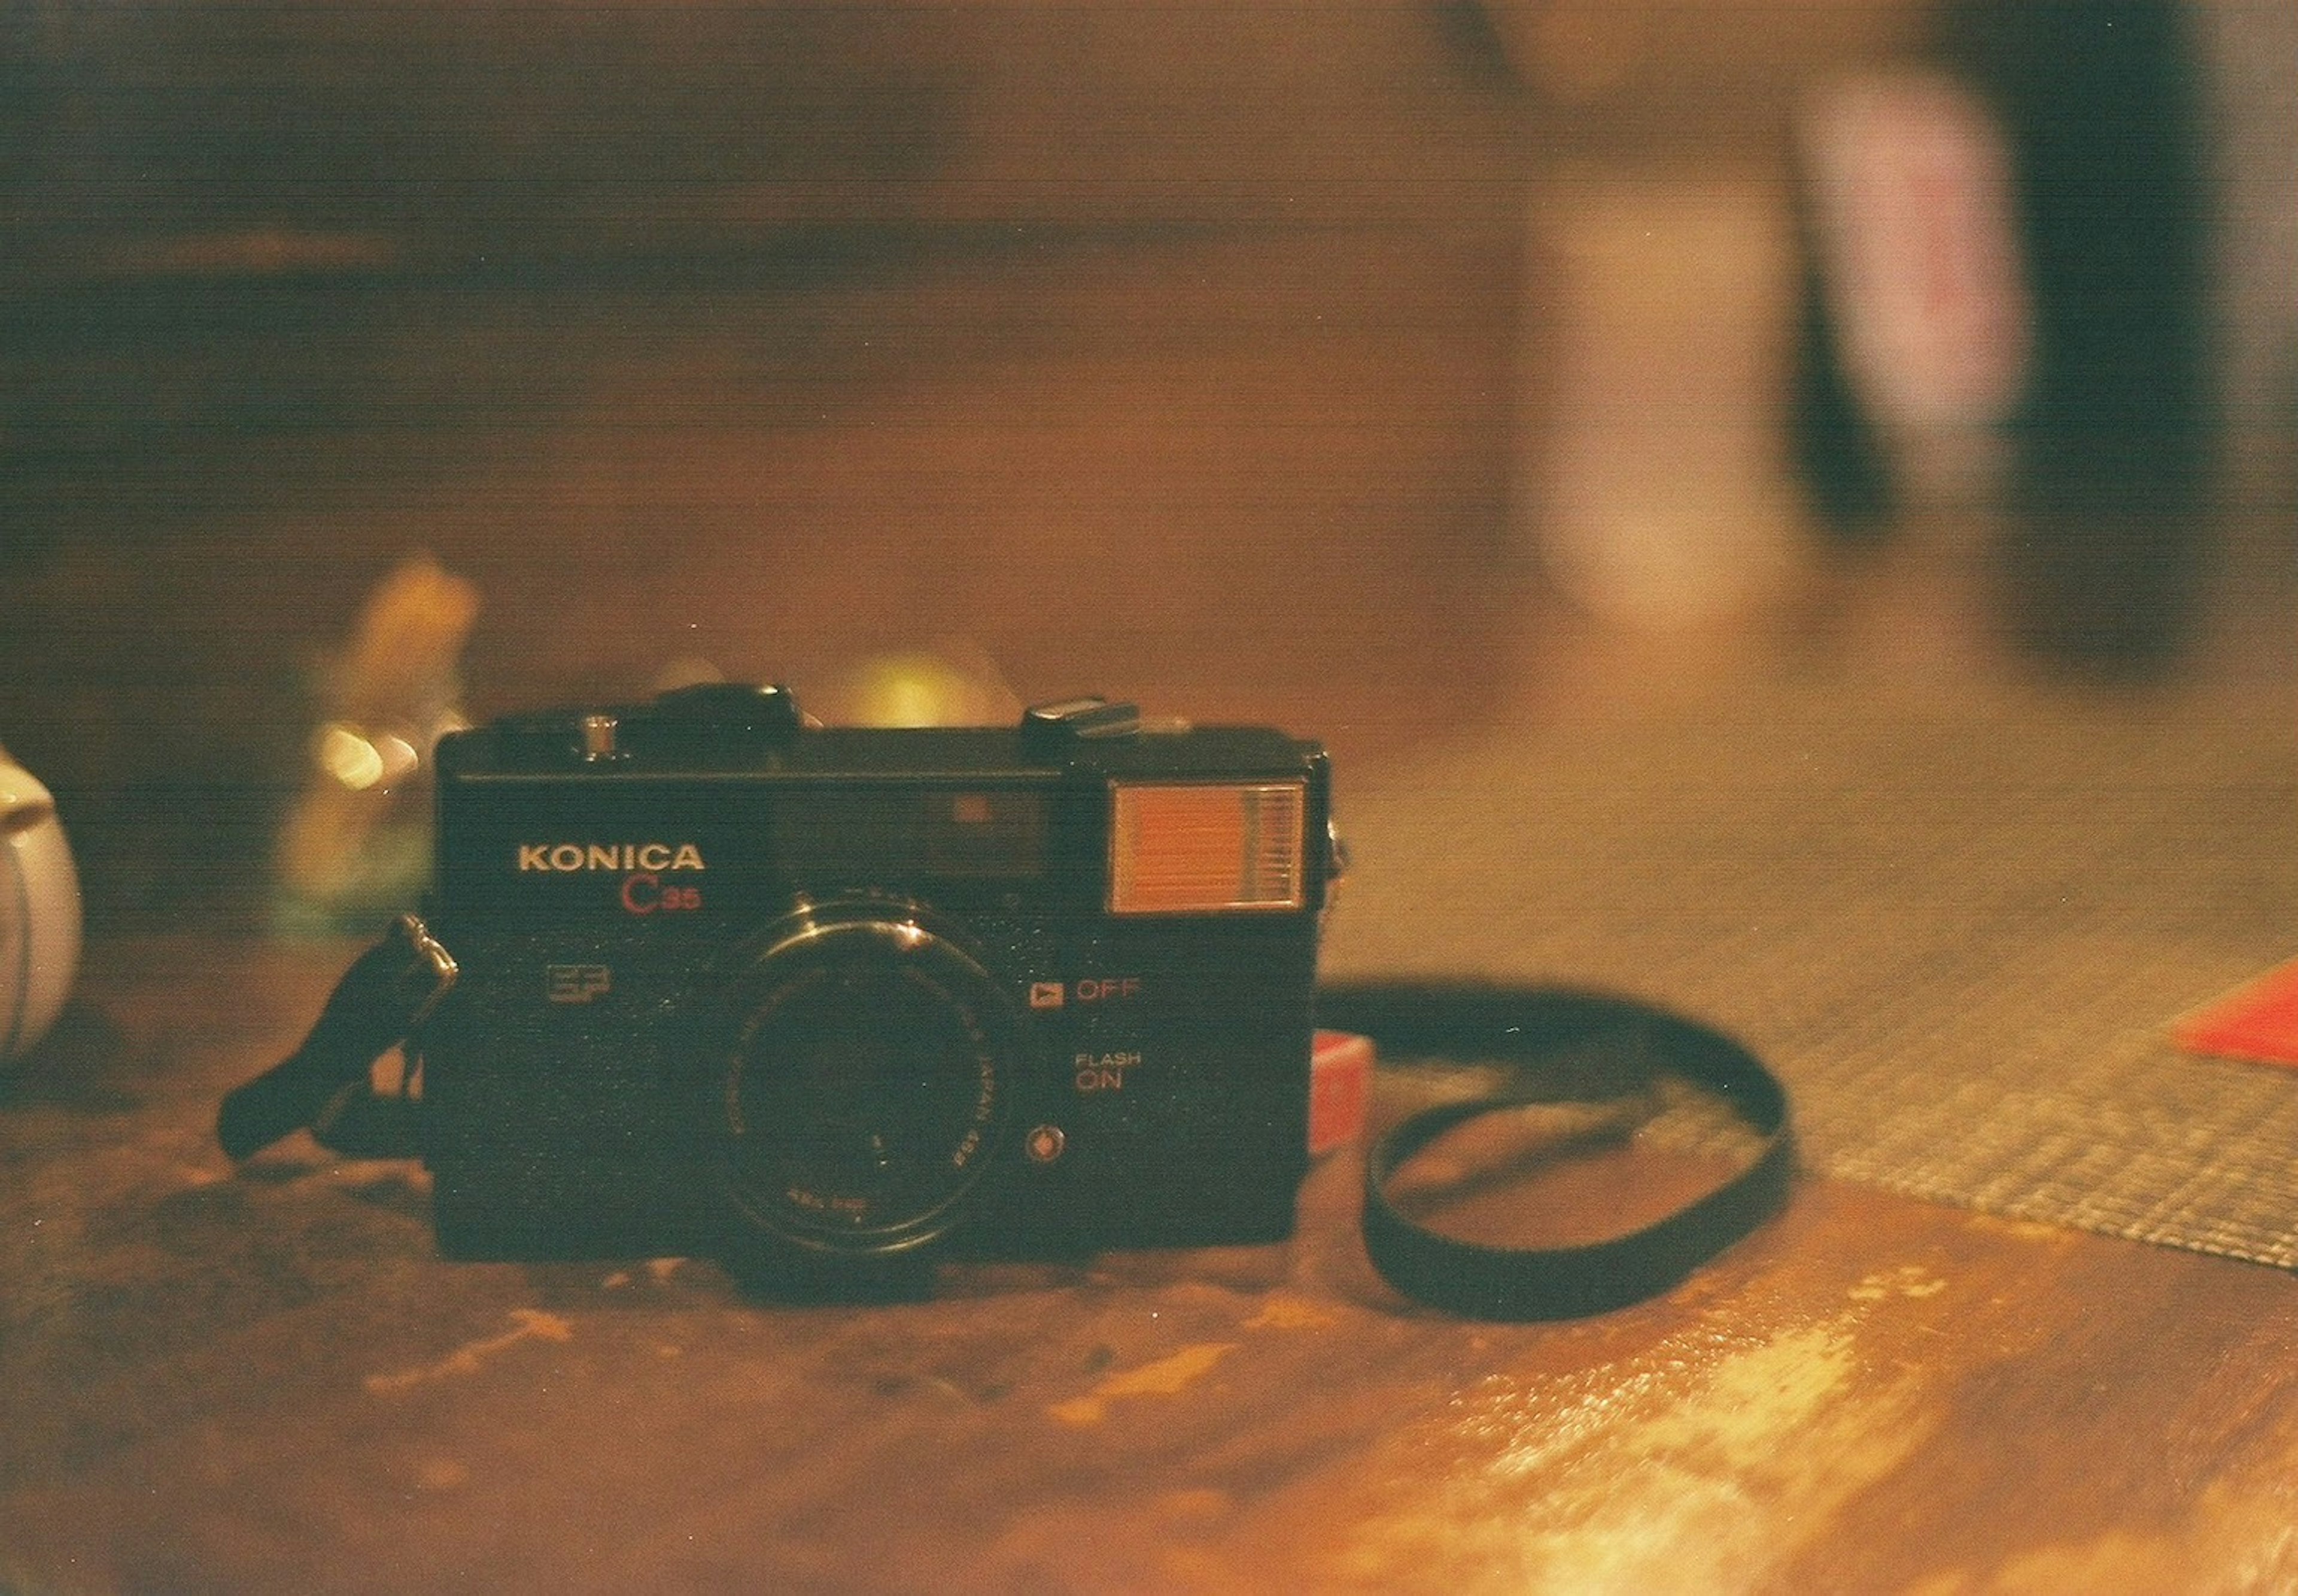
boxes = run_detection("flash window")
[1108,782,1307,915]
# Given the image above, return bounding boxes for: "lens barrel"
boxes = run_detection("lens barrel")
[712,900,1012,1258]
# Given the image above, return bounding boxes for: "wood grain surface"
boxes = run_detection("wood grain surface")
[7,936,2298,1594]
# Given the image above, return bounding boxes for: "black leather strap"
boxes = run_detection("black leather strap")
[1318,983,1795,1321]
[216,915,454,1162]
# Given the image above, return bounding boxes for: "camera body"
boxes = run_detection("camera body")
[419,685,1336,1272]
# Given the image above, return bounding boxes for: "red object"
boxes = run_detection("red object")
[1308,1030,1374,1154]
[2172,956,2298,1067]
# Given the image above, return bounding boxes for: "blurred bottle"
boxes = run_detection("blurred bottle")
[1795,0,2214,674]
[1795,65,2032,664]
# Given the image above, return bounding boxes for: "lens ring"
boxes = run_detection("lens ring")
[711,899,1012,1257]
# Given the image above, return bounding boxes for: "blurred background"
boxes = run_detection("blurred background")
[2,0,2292,929]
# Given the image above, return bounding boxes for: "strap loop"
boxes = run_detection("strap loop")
[1320,983,1795,1321]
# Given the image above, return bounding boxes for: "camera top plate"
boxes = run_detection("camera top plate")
[429,688,1335,923]
[438,688,1319,785]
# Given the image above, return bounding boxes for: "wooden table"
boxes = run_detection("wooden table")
[8,931,2298,1594]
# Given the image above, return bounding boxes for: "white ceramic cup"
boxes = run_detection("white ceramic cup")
[1,749,81,1068]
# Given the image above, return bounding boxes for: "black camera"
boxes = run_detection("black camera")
[414,683,1337,1276]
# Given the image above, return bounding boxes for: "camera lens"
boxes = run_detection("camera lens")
[713,903,1010,1257]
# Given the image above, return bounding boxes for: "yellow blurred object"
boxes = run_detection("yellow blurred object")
[275,554,479,928]
[815,647,1022,728]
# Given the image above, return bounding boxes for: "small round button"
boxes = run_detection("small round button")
[1025,1124,1066,1165]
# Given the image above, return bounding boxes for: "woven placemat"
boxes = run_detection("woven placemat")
[1323,674,2298,1267]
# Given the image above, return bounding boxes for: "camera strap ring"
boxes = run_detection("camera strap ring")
[1318,983,1795,1322]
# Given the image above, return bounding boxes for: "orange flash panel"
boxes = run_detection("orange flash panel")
[1108,782,1307,915]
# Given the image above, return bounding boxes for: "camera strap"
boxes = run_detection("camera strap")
[218,928,1793,1321]
[216,915,454,1162]
[1317,983,1795,1321]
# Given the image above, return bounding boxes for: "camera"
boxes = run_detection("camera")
[416,683,1338,1276]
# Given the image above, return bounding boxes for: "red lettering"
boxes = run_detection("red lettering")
[624,874,703,914]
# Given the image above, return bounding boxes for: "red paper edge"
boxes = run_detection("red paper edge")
[2171,954,2298,1068]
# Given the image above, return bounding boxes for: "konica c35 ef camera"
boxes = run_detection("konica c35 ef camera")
[412,683,1338,1278]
